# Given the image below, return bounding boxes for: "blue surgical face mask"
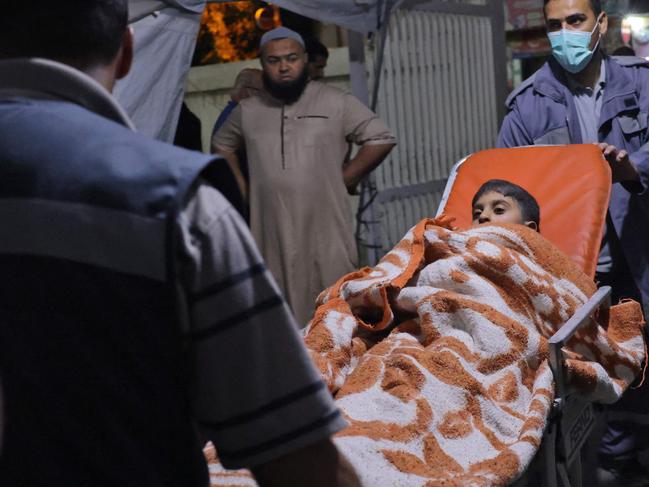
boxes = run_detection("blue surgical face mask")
[548,15,602,74]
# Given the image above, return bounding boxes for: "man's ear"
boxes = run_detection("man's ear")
[598,12,608,37]
[115,27,134,80]
[525,221,539,231]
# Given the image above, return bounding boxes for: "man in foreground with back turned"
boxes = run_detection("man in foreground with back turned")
[0,1,360,486]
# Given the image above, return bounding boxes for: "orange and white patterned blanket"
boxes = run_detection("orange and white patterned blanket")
[207,219,645,486]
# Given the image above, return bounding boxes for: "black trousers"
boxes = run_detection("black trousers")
[596,267,649,460]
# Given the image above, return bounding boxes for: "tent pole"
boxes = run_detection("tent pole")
[348,31,370,106]
[348,30,379,266]
[370,1,392,111]
[351,3,395,266]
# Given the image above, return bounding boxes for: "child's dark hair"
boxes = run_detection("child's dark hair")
[472,179,541,229]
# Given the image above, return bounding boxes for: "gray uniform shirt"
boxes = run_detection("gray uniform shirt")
[567,61,612,273]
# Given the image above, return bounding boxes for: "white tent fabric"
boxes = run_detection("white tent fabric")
[272,0,379,34]
[168,0,204,13]
[115,0,388,142]
[115,6,203,141]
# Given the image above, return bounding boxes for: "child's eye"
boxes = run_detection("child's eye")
[494,207,505,214]
[472,210,481,219]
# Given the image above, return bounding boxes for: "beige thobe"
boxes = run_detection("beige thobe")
[213,80,396,326]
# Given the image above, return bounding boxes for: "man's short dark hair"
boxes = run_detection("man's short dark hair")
[304,37,329,61]
[472,179,541,228]
[543,0,602,16]
[0,0,128,69]
[613,45,636,56]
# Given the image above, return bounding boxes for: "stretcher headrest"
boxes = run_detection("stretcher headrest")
[439,145,611,278]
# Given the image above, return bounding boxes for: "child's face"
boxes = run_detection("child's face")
[472,191,537,230]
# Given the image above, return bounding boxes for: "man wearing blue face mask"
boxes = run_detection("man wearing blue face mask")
[498,0,649,484]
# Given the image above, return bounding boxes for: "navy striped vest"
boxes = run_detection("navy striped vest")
[0,98,216,486]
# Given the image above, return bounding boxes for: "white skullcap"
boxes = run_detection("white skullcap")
[260,27,305,49]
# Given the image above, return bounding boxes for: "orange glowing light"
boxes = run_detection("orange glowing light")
[254,6,281,31]
[196,2,267,65]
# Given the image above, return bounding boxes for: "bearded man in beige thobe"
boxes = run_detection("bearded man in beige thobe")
[212,27,396,326]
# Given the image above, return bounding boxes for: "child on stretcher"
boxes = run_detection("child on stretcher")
[302,177,646,487]
[471,179,540,231]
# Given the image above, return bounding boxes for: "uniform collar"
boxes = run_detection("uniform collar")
[534,55,635,105]
[565,59,606,95]
[0,58,135,130]
[601,55,637,101]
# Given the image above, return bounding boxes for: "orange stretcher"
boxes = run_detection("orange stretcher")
[437,145,612,487]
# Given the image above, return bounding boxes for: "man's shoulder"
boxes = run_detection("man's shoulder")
[1,98,216,210]
[505,71,539,109]
[181,182,235,233]
[61,100,215,176]
[307,80,346,96]
[3,98,137,147]
[238,92,276,111]
[299,80,349,105]
[504,61,565,110]
[607,55,649,94]
[610,55,649,69]
[609,55,649,85]
[303,81,361,114]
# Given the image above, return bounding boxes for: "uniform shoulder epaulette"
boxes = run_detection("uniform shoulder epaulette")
[505,72,537,108]
[611,55,649,68]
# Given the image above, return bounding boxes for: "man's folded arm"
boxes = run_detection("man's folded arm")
[342,142,395,191]
[341,92,396,192]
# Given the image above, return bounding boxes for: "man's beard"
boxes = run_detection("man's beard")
[263,67,309,105]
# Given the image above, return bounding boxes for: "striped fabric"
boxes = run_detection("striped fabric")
[176,184,346,469]
[0,57,343,483]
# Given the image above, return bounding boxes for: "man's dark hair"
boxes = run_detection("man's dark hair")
[543,0,602,16]
[304,37,329,61]
[0,1,128,69]
[472,179,541,228]
[613,45,636,56]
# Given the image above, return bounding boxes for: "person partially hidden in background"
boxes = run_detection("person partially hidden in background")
[207,68,264,222]
[211,68,263,138]
[174,102,202,152]
[304,37,329,81]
